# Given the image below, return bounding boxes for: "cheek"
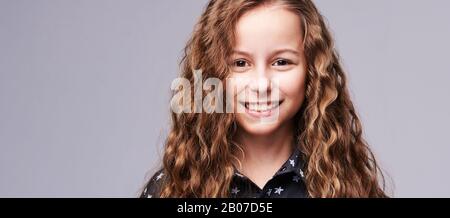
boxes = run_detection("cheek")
[225,76,248,107]
[277,70,306,100]
[276,69,307,119]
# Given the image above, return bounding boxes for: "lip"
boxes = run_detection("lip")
[239,100,284,118]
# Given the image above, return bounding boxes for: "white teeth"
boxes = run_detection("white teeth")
[245,102,279,112]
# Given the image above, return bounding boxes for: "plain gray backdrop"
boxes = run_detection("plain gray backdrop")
[1,0,449,197]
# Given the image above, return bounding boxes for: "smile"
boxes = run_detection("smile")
[240,100,284,117]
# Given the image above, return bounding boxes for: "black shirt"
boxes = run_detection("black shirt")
[140,147,308,198]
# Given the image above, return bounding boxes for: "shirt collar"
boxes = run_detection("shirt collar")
[272,146,306,178]
[233,146,306,180]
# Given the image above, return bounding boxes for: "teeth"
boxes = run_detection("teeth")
[245,102,279,112]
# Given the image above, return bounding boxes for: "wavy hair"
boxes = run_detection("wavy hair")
[154,0,387,198]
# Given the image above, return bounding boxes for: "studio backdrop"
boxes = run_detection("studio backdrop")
[1,0,449,197]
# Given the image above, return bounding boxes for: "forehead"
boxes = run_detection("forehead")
[233,5,303,52]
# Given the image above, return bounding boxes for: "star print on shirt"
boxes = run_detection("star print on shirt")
[267,188,272,196]
[299,169,305,178]
[155,172,164,181]
[231,187,240,195]
[274,187,284,195]
[140,146,308,198]
[289,159,295,167]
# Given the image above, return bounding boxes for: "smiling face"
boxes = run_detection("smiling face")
[228,4,307,136]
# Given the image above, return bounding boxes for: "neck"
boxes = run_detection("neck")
[235,122,295,172]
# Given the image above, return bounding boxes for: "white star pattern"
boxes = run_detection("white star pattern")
[274,186,284,195]
[156,172,164,181]
[299,169,305,178]
[231,187,240,195]
[289,159,295,167]
[140,149,307,198]
[266,188,272,196]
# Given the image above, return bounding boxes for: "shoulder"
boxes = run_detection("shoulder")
[140,168,166,198]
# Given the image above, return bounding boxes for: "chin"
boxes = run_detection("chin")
[237,118,284,136]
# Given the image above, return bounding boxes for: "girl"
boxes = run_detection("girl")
[140,0,387,198]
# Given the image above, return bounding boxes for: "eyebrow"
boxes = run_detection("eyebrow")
[231,48,301,57]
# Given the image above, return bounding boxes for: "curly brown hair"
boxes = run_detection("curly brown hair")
[149,0,387,198]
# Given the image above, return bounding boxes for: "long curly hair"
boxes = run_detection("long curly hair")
[155,0,387,198]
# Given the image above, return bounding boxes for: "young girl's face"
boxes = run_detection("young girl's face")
[229,5,307,136]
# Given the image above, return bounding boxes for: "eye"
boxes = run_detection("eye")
[233,59,249,68]
[230,59,251,73]
[272,59,291,66]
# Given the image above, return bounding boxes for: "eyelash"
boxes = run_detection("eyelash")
[231,59,292,68]
[272,59,292,66]
[233,59,249,68]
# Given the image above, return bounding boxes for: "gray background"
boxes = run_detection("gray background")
[0,0,449,197]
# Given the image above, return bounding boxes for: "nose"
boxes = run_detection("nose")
[249,77,271,93]
[248,65,271,94]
